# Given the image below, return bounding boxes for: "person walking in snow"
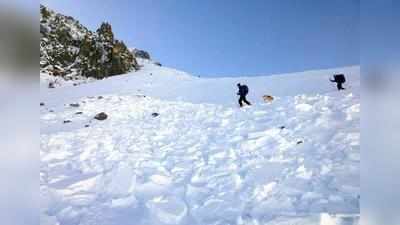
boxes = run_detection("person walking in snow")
[237,83,251,107]
[330,74,346,91]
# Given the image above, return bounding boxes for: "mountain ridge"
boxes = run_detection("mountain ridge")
[40,5,147,79]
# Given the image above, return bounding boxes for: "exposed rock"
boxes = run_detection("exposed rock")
[48,82,55,88]
[94,112,108,120]
[63,120,72,123]
[69,103,80,107]
[40,102,45,106]
[131,48,151,60]
[75,112,83,115]
[151,113,160,117]
[40,5,139,79]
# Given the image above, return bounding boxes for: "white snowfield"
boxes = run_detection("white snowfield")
[40,61,360,225]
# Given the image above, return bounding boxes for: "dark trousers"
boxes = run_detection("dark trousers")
[331,79,345,90]
[337,82,345,90]
[239,95,251,107]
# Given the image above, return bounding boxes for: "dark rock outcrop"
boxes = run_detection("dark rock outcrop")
[40,5,138,79]
[131,48,151,60]
[94,112,108,121]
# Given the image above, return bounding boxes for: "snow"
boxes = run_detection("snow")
[40,62,360,225]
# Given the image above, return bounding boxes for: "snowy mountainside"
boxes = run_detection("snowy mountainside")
[41,63,359,106]
[40,64,360,225]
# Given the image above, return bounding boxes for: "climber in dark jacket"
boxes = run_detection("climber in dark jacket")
[237,83,251,107]
[330,74,346,90]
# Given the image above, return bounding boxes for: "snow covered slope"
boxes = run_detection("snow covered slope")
[40,63,360,225]
[41,61,359,106]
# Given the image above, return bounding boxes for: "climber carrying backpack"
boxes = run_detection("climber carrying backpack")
[237,83,251,107]
[330,74,346,91]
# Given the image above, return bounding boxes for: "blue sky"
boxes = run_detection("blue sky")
[41,0,359,77]
[361,0,400,68]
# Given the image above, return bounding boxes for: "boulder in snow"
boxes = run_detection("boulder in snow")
[94,112,108,120]
[48,82,55,88]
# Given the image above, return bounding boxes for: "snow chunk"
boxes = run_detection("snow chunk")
[296,103,313,112]
[146,196,188,224]
[105,163,136,197]
[111,195,137,208]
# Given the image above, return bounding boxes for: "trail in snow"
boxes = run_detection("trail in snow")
[40,63,360,225]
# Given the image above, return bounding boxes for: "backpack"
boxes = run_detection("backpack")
[242,85,249,95]
[334,74,346,83]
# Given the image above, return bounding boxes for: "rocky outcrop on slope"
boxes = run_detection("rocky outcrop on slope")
[131,48,151,60]
[40,5,138,79]
[130,48,162,67]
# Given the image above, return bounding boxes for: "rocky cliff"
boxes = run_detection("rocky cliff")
[40,5,138,79]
